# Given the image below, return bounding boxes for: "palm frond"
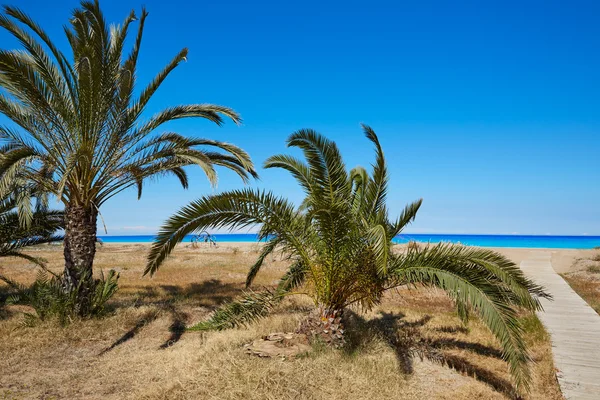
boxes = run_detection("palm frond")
[187,290,279,332]
[367,224,390,275]
[287,129,350,201]
[145,189,301,276]
[392,263,531,391]
[264,154,313,195]
[0,250,45,266]
[390,198,423,237]
[246,237,282,287]
[388,243,551,392]
[361,124,389,218]
[136,104,241,136]
[396,244,550,310]
[277,259,307,292]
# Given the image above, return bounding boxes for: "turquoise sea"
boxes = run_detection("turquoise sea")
[98,234,600,249]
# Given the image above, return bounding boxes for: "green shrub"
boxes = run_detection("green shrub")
[0,269,119,325]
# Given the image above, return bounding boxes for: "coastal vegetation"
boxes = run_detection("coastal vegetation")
[146,126,550,393]
[0,0,256,316]
[0,185,117,325]
[0,244,564,399]
[0,187,69,322]
[562,251,600,315]
[0,1,573,399]
[0,190,62,265]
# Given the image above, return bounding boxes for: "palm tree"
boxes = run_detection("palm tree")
[146,126,549,393]
[0,1,256,314]
[0,190,63,266]
[0,188,64,317]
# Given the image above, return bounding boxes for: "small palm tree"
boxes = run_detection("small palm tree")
[146,126,549,393]
[0,1,256,314]
[0,190,63,265]
[0,189,65,318]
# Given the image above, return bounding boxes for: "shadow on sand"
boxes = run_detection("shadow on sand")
[0,281,20,321]
[344,311,516,398]
[100,279,239,354]
[99,283,516,398]
[118,279,239,308]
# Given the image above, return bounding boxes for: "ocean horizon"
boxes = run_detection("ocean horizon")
[97,233,600,249]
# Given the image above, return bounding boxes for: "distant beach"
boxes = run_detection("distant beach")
[97,233,600,249]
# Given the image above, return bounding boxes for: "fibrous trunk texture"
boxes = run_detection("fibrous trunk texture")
[63,204,98,315]
[297,306,345,348]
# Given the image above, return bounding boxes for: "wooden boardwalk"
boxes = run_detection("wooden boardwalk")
[520,252,600,400]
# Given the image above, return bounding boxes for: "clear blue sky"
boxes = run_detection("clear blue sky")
[2,0,600,235]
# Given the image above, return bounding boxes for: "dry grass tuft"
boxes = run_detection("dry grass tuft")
[562,252,600,315]
[587,264,600,274]
[0,243,561,399]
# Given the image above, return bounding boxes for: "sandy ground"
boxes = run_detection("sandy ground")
[560,249,600,315]
[95,242,593,272]
[489,247,593,273]
[0,242,567,400]
[154,243,593,274]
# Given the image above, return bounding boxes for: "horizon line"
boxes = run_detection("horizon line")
[97,233,600,238]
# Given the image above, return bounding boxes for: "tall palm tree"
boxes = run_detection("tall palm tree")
[146,126,549,393]
[0,1,256,313]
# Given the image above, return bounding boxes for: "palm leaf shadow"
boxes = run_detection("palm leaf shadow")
[0,284,15,320]
[344,311,516,398]
[99,310,159,355]
[100,279,239,354]
[159,305,189,349]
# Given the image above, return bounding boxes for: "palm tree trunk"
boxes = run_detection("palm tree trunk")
[62,204,98,315]
[297,306,345,348]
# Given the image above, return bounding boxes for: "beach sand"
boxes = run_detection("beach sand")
[0,242,579,400]
[95,242,592,272]
[7,241,591,277]
[35,241,592,274]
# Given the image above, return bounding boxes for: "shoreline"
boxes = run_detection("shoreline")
[95,234,600,250]
[96,241,595,251]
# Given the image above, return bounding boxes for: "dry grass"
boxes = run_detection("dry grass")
[0,243,562,400]
[562,251,600,315]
